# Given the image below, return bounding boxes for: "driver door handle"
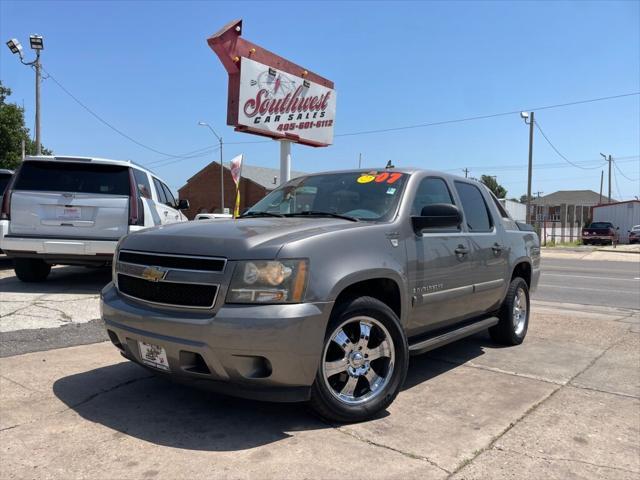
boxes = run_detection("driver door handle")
[455,245,469,256]
[492,243,504,253]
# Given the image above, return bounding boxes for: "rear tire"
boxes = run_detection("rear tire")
[489,277,529,345]
[309,296,408,423]
[14,258,51,282]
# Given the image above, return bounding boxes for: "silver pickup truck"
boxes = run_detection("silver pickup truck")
[101,168,540,422]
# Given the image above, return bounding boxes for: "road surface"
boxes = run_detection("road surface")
[535,256,640,310]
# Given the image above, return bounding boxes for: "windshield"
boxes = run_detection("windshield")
[589,222,613,229]
[245,171,408,221]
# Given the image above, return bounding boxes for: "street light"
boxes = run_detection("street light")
[6,38,23,58]
[520,111,534,223]
[5,34,44,155]
[29,35,44,50]
[198,121,225,213]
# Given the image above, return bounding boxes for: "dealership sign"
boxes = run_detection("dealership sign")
[207,19,336,148]
[238,58,336,146]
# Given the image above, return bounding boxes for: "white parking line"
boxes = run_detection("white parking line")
[543,273,639,281]
[538,283,638,293]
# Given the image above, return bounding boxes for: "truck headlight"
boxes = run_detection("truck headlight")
[227,259,309,304]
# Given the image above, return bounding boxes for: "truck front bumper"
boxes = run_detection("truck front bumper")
[101,283,334,402]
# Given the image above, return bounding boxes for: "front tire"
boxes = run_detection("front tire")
[489,277,529,345]
[309,296,408,423]
[14,258,51,282]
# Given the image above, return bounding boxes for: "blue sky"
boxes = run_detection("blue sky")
[1,0,638,199]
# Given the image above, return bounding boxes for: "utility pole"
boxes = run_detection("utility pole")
[600,153,612,203]
[462,168,469,178]
[358,153,362,169]
[599,170,603,205]
[526,111,534,222]
[608,155,612,203]
[520,111,534,222]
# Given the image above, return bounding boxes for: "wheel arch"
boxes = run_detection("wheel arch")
[329,270,407,326]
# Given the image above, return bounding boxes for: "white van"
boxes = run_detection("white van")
[0,156,189,282]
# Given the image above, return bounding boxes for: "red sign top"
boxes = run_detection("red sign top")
[207,20,335,147]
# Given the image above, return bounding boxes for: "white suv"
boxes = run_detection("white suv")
[0,155,189,282]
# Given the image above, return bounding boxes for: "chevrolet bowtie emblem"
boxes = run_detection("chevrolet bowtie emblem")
[141,266,167,282]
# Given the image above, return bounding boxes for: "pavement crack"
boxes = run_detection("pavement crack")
[447,331,632,478]
[0,375,154,433]
[0,374,42,393]
[316,415,451,474]
[495,446,640,475]
[66,375,155,411]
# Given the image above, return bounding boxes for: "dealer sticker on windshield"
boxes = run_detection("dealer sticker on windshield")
[357,172,404,184]
[138,341,170,371]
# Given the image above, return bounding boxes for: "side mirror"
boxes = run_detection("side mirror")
[411,203,462,233]
[177,199,190,210]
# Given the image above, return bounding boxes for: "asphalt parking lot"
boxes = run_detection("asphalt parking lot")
[1,251,639,479]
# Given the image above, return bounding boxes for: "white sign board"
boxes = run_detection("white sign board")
[238,57,336,146]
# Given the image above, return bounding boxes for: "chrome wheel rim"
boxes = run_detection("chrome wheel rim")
[321,316,395,406]
[513,287,528,336]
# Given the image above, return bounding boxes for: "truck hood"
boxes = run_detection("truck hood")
[119,217,366,259]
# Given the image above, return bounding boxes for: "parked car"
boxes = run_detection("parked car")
[581,221,619,245]
[194,213,233,221]
[0,155,189,282]
[629,225,640,244]
[0,169,14,195]
[101,168,540,422]
[0,169,14,254]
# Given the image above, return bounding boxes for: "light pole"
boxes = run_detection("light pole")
[520,111,534,223]
[198,121,224,213]
[6,35,44,155]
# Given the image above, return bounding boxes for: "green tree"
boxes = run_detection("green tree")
[480,175,507,198]
[519,194,533,204]
[0,81,52,170]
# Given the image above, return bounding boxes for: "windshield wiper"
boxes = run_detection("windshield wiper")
[239,211,285,218]
[285,211,360,222]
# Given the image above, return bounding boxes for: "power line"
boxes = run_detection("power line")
[533,120,607,170]
[150,147,220,169]
[41,66,193,158]
[612,164,624,200]
[41,66,639,153]
[144,144,219,166]
[613,158,639,182]
[335,92,640,138]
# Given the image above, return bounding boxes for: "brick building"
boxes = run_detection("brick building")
[178,161,305,219]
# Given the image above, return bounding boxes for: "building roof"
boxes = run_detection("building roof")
[531,189,615,206]
[182,160,306,191]
[241,165,307,190]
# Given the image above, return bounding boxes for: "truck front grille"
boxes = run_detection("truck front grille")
[118,274,218,308]
[118,250,226,272]
[115,250,225,309]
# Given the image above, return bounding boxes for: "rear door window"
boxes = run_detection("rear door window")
[152,178,167,204]
[454,181,493,232]
[14,161,129,195]
[133,169,152,199]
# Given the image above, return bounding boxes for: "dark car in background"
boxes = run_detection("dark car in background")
[581,221,619,245]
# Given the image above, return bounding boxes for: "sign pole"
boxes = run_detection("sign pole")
[279,140,291,185]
